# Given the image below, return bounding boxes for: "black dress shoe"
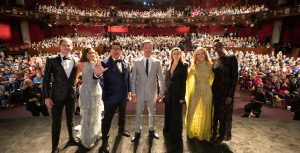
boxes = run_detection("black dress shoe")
[149,130,159,139]
[211,137,223,144]
[51,148,59,153]
[223,136,231,141]
[118,130,130,137]
[67,138,79,146]
[99,140,110,153]
[131,132,141,142]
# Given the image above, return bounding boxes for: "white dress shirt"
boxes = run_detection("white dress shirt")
[60,53,74,78]
[112,57,122,73]
[143,57,152,75]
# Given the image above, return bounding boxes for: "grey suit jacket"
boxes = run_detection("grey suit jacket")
[131,57,165,102]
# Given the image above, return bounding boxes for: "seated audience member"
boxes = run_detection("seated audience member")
[33,72,43,84]
[0,84,8,108]
[264,76,280,107]
[23,79,49,116]
[242,86,265,118]
[252,72,265,93]
[6,75,21,106]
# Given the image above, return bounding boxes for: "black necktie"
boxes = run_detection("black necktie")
[63,56,70,60]
[145,58,149,76]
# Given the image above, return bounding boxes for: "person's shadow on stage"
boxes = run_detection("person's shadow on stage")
[132,135,155,153]
[111,134,123,153]
[147,135,155,153]
[74,144,89,153]
[163,136,184,153]
[133,138,139,153]
[186,138,233,153]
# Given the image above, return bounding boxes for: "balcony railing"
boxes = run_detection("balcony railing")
[0,6,299,26]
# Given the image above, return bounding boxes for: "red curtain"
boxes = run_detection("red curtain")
[0,23,12,40]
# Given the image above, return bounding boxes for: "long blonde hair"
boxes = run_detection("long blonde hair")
[191,47,212,70]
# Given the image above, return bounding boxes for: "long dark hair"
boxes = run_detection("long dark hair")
[80,47,94,62]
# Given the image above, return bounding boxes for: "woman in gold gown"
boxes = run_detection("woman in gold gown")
[185,47,214,141]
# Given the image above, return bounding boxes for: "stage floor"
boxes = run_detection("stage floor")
[0,116,299,153]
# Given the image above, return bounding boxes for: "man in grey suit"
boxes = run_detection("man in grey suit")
[131,40,165,142]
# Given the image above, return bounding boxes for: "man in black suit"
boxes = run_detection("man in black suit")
[42,38,78,153]
[211,39,238,143]
[98,41,131,153]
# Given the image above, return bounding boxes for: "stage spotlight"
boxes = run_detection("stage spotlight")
[143,2,146,5]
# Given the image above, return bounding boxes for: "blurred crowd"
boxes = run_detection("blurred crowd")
[236,50,300,117]
[31,33,263,50]
[37,4,268,18]
[192,5,268,16]
[1,37,300,119]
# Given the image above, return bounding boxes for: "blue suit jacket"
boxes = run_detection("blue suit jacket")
[101,56,131,104]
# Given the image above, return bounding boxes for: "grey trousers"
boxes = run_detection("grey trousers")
[135,100,156,133]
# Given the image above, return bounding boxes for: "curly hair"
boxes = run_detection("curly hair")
[80,47,95,62]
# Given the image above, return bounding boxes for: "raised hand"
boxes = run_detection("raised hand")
[94,59,108,76]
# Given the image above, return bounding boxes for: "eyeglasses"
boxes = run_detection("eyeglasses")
[172,53,180,55]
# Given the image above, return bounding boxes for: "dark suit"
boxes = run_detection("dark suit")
[211,54,238,141]
[23,84,49,116]
[164,61,188,140]
[211,60,227,141]
[222,55,238,140]
[101,56,131,139]
[42,54,77,151]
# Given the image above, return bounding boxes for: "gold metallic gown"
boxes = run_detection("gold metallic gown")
[185,62,214,141]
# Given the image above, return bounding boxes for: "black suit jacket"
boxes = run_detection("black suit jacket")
[212,60,226,99]
[165,61,188,101]
[42,54,77,102]
[213,55,238,97]
[222,55,238,97]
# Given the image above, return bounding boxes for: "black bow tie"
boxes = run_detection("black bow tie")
[63,56,71,60]
[114,59,122,63]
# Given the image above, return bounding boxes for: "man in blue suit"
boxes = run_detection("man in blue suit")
[99,41,131,153]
